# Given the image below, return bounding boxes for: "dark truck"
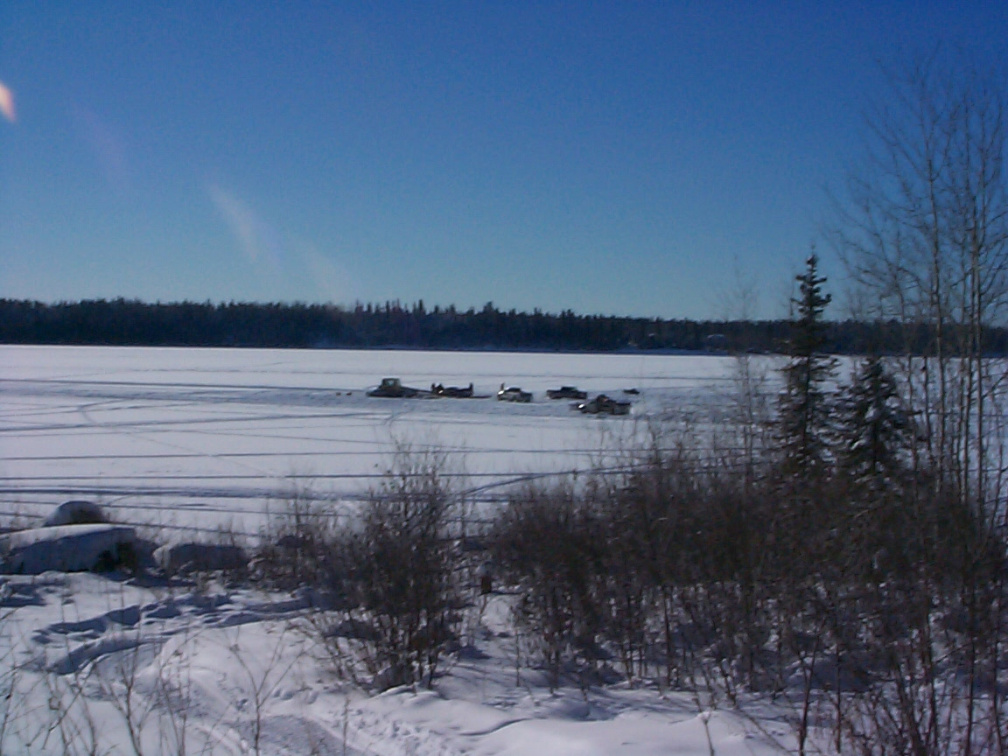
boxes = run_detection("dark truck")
[577,394,631,415]
[367,377,423,398]
[546,385,587,400]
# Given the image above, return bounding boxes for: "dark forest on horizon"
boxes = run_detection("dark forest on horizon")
[2,298,1007,356]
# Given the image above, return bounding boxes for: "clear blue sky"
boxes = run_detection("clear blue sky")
[1,2,1005,320]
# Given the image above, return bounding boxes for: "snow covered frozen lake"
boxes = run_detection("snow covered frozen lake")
[0,345,766,536]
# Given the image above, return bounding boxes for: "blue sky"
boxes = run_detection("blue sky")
[1,2,1005,320]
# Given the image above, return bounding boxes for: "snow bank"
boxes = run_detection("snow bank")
[0,523,136,574]
[153,541,248,573]
[43,499,107,527]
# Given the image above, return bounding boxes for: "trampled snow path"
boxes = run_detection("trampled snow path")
[0,572,793,755]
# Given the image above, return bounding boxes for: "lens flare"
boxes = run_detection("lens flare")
[207,183,284,270]
[0,81,15,123]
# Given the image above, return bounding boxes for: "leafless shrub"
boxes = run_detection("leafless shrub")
[255,484,340,591]
[315,444,467,690]
[0,607,43,753]
[222,623,301,756]
[491,477,607,690]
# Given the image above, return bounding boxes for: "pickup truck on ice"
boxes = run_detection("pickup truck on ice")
[577,394,631,415]
[497,384,532,403]
[546,385,587,400]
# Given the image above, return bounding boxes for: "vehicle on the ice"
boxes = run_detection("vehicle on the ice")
[432,382,476,398]
[367,377,423,398]
[497,384,532,403]
[546,385,587,400]
[577,394,631,415]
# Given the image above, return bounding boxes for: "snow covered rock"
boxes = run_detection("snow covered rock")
[153,541,248,574]
[43,499,107,527]
[0,523,137,574]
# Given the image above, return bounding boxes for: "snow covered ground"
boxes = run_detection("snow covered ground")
[0,345,796,754]
[1,573,794,755]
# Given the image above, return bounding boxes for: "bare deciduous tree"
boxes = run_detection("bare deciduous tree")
[830,49,1008,514]
[828,48,1008,756]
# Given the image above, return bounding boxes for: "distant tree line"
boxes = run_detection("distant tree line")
[3,297,1007,355]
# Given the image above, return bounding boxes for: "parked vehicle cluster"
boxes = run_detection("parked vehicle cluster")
[365,378,636,415]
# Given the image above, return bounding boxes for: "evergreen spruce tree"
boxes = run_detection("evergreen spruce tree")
[837,356,912,491]
[777,253,837,480]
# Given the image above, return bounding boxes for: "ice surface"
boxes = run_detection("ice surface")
[0,345,780,538]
